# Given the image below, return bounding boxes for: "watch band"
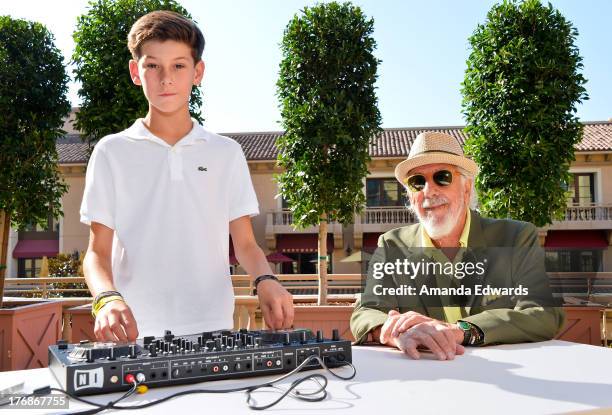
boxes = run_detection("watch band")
[457,321,484,346]
[253,274,280,295]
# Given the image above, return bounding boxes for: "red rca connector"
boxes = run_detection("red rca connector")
[124,373,136,384]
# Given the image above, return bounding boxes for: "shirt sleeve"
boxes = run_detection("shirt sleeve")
[228,146,259,222]
[80,144,116,229]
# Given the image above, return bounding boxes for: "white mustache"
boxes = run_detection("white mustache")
[421,196,449,209]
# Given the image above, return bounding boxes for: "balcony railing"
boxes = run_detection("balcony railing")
[563,204,612,221]
[271,210,341,226]
[272,210,296,226]
[361,207,417,225]
[269,203,612,230]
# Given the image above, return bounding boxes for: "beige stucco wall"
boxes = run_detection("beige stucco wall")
[60,171,90,254]
[569,156,612,204]
[249,166,278,253]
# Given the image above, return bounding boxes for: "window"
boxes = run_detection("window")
[24,214,60,233]
[566,173,595,206]
[366,178,407,207]
[280,253,333,274]
[17,258,43,278]
[545,250,603,272]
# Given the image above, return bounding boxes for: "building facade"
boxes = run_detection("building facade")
[5,112,612,278]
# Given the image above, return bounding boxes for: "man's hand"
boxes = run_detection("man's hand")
[257,280,294,329]
[379,309,435,344]
[394,321,464,360]
[94,300,139,342]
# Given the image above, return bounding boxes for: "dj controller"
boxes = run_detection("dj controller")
[48,328,352,396]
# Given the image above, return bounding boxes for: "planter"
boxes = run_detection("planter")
[292,305,355,341]
[291,304,604,346]
[0,300,63,371]
[556,305,603,346]
[64,304,95,343]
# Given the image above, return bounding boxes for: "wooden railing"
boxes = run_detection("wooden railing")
[6,273,612,299]
[548,272,612,297]
[3,277,90,298]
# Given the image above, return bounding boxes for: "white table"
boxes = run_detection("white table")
[1,340,611,414]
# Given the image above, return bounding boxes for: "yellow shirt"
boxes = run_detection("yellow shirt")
[420,210,471,323]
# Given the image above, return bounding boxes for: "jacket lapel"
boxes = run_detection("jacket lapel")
[463,210,490,314]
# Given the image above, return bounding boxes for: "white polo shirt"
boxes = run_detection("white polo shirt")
[80,118,259,337]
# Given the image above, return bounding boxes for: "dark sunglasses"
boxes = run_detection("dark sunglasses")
[403,169,453,192]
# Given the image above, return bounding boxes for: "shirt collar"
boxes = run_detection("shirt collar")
[123,118,210,147]
[421,208,471,248]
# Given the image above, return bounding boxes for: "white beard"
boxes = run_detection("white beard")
[417,191,465,240]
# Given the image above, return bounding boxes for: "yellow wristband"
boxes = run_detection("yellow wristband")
[92,295,124,318]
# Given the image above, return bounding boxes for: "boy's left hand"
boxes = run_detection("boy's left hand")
[257,280,294,329]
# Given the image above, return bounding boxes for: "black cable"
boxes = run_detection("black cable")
[44,354,356,412]
[56,380,139,415]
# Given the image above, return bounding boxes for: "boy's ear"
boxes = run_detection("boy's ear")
[194,60,205,86]
[128,59,141,86]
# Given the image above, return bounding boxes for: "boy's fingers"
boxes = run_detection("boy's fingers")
[121,310,139,341]
[107,312,128,342]
[98,316,116,342]
[269,301,284,329]
[281,298,294,328]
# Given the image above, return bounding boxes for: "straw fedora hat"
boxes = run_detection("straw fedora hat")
[394,131,479,184]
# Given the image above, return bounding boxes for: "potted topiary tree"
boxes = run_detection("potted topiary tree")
[0,16,69,371]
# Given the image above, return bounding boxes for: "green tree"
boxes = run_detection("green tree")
[72,0,203,146]
[276,2,381,304]
[461,0,588,226]
[0,17,70,305]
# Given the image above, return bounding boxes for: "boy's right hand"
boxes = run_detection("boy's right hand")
[94,300,139,342]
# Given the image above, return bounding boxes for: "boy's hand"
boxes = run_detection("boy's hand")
[94,300,139,342]
[257,280,294,329]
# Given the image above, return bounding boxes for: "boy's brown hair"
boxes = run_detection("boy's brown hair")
[127,10,205,63]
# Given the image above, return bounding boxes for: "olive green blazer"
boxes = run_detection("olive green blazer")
[350,209,565,345]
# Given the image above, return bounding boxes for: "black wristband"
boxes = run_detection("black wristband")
[253,274,279,295]
[93,290,122,305]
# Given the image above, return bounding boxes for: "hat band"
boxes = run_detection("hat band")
[414,149,464,157]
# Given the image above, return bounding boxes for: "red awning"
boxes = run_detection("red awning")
[266,252,295,263]
[545,230,609,249]
[363,233,382,249]
[12,240,59,258]
[276,234,334,253]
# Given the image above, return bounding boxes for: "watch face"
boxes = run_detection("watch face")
[457,321,471,331]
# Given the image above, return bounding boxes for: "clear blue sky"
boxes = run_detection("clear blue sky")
[2,0,611,133]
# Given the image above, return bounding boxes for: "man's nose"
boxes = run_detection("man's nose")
[421,179,435,196]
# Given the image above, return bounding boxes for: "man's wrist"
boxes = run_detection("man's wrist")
[456,321,485,346]
[370,326,382,344]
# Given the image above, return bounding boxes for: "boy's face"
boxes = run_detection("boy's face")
[129,40,204,114]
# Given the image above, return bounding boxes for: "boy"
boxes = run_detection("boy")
[80,10,293,342]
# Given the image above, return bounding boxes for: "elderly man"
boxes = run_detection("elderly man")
[350,132,564,360]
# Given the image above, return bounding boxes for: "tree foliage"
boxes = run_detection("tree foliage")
[0,16,70,229]
[276,1,382,228]
[461,0,588,226]
[72,0,203,146]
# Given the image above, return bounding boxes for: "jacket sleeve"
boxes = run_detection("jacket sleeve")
[461,223,565,345]
[350,235,398,344]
